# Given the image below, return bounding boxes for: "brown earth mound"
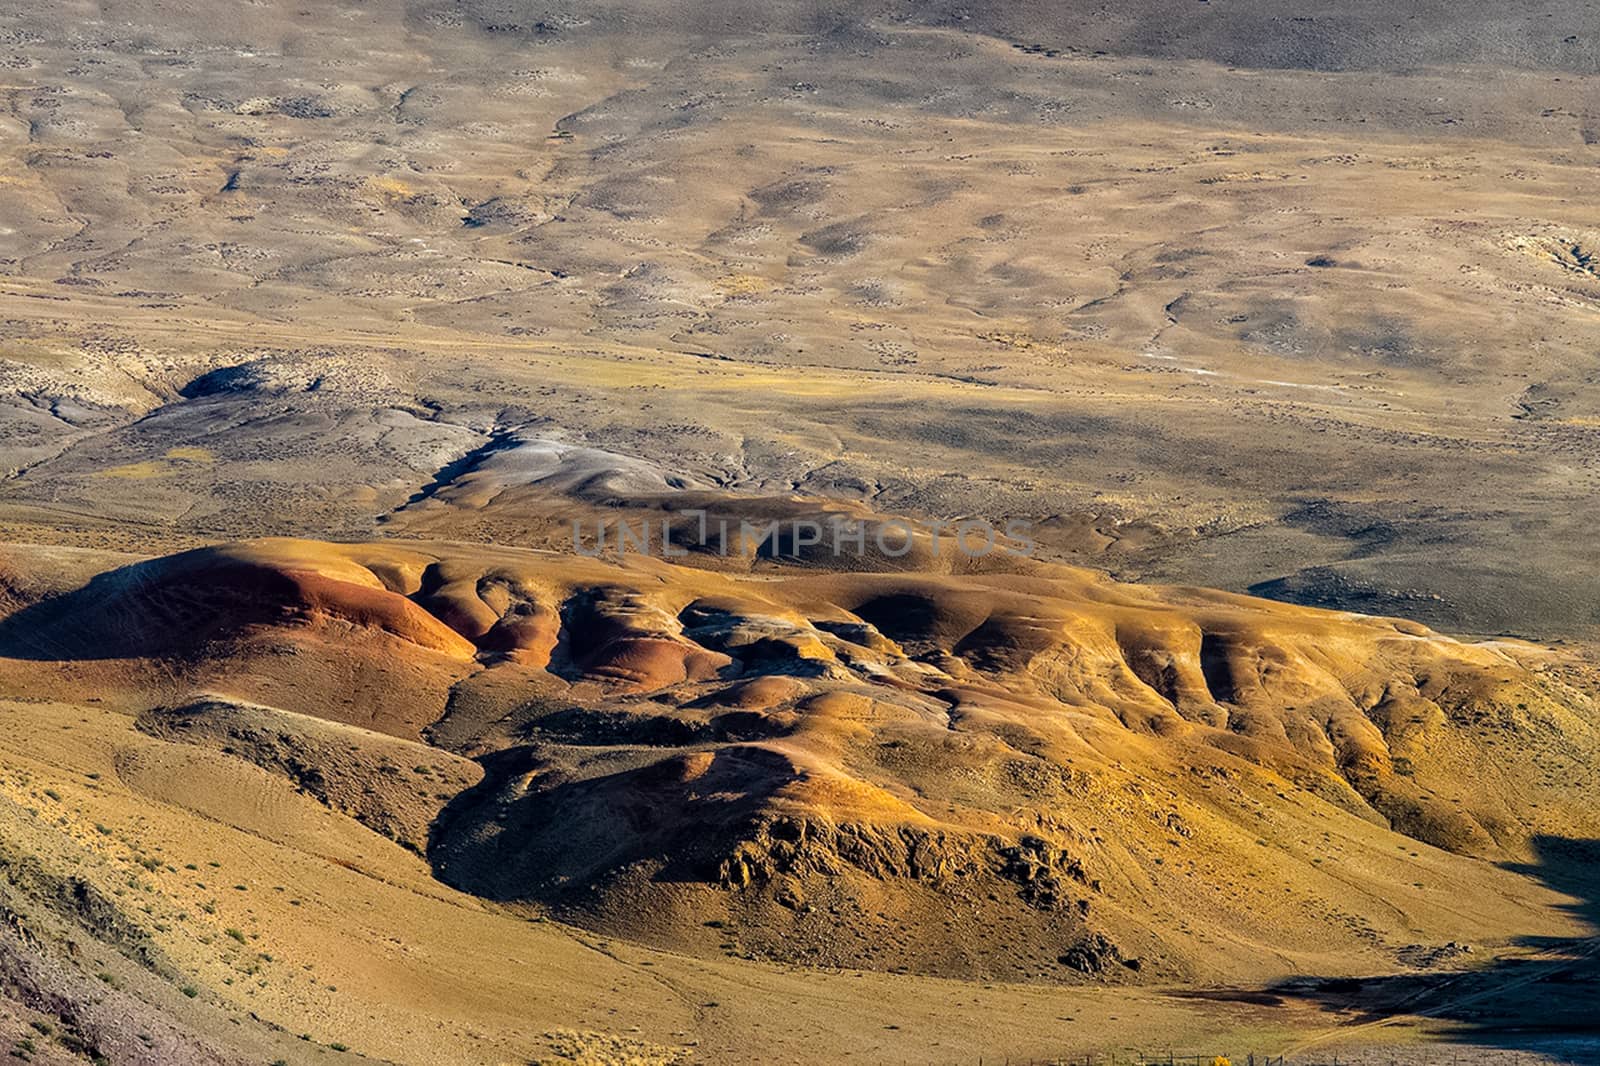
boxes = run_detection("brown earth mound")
[3,537,1596,982]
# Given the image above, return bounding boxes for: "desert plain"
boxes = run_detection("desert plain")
[0,1,1599,1063]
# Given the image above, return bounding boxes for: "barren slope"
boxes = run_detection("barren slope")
[3,537,1596,995]
[0,0,1597,637]
[0,1,1598,1063]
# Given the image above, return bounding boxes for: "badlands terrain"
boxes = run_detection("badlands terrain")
[0,0,1599,1063]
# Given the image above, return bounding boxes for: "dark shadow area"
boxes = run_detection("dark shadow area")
[1270,836,1600,1063]
[428,743,795,904]
[0,549,263,661]
[397,431,516,509]
[1197,632,1240,705]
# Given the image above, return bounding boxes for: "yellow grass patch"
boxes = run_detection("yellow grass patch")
[94,461,168,480]
[716,273,774,296]
[367,175,417,199]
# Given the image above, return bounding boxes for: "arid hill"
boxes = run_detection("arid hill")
[1,0,1599,1063]
[4,537,1596,992]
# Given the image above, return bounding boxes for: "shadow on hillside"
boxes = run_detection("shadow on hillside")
[0,549,237,661]
[1271,835,1600,1063]
[428,742,796,905]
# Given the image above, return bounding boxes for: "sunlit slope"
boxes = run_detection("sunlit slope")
[4,537,1595,986]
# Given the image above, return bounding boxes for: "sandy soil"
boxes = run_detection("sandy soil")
[0,2,1597,1063]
